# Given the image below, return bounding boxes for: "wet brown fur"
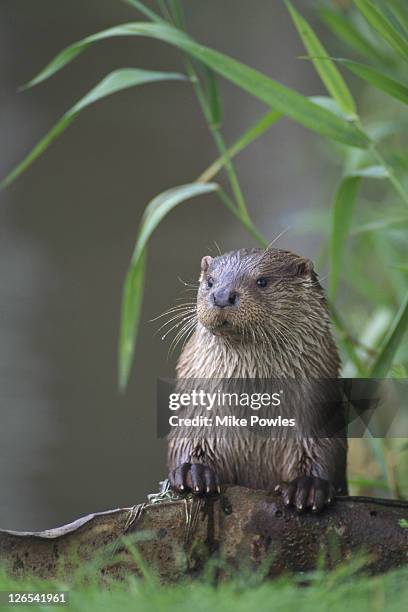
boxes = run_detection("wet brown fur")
[167,248,348,493]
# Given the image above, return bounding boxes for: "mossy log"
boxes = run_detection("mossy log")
[0,487,407,583]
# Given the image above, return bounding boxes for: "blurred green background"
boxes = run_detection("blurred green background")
[0,0,407,531]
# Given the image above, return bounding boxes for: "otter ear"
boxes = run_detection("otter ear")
[295,257,314,277]
[200,256,213,272]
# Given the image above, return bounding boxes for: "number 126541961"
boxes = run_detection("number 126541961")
[3,592,67,605]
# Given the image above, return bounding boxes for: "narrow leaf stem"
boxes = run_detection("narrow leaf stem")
[167,0,250,219]
[156,0,172,22]
[217,188,268,247]
[167,0,186,29]
[196,111,281,184]
[185,59,250,218]
[123,1,162,22]
[209,125,250,220]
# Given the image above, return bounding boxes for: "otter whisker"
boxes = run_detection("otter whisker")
[175,292,198,300]
[151,303,196,319]
[168,317,197,357]
[178,277,199,289]
[158,301,196,311]
[155,311,197,336]
[253,227,292,270]
[158,313,197,338]
[176,288,199,296]
[213,240,222,256]
[153,312,196,334]
[150,305,196,322]
[179,319,197,353]
[205,241,223,256]
[275,324,299,348]
[150,303,196,322]
[267,226,291,249]
[156,305,196,318]
[161,321,195,346]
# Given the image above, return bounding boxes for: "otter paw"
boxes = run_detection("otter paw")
[169,462,220,496]
[274,476,335,513]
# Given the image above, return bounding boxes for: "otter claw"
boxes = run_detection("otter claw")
[169,462,220,497]
[275,476,335,513]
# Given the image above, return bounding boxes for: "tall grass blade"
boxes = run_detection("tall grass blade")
[329,165,389,301]
[21,22,371,148]
[72,68,185,112]
[388,0,408,33]
[122,0,162,22]
[119,182,218,389]
[1,68,186,189]
[0,115,76,190]
[339,59,408,105]
[286,1,356,115]
[329,176,360,302]
[309,95,353,119]
[119,251,146,392]
[318,6,391,65]
[198,110,282,183]
[351,215,408,234]
[354,0,408,62]
[370,292,408,377]
[202,67,223,128]
[168,0,186,29]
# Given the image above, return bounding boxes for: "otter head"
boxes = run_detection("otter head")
[197,248,323,342]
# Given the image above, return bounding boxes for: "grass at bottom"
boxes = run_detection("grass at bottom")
[0,561,407,612]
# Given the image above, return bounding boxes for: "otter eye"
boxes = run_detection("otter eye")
[256,277,268,288]
[207,277,214,288]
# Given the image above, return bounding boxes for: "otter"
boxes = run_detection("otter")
[167,248,348,512]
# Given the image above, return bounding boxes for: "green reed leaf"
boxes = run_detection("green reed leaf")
[329,165,389,301]
[351,215,408,234]
[0,68,186,189]
[202,67,223,128]
[122,0,162,22]
[339,59,408,105]
[354,0,408,62]
[119,251,147,392]
[198,109,282,183]
[387,0,408,33]
[21,22,371,148]
[370,292,408,377]
[318,6,391,65]
[329,176,361,302]
[286,1,356,115]
[119,182,218,390]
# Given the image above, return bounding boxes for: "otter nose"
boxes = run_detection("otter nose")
[212,288,238,308]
